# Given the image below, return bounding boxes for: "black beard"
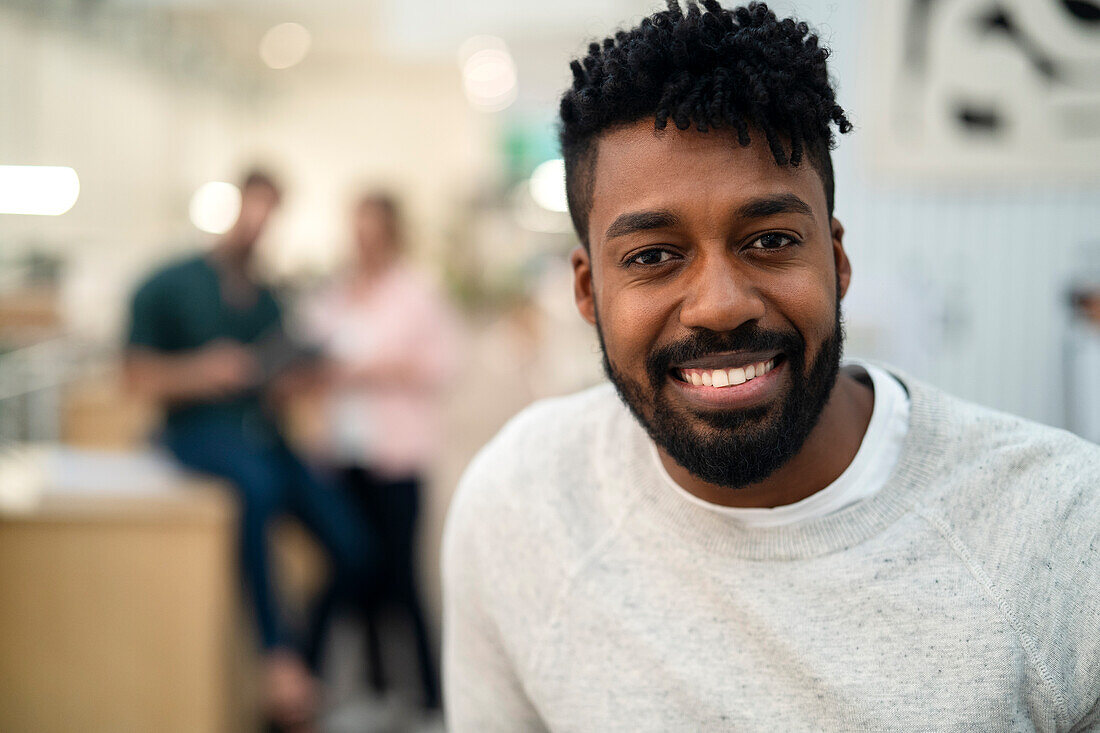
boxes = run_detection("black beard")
[598,299,844,490]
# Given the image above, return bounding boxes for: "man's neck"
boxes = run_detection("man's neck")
[658,372,874,508]
[212,237,252,273]
[209,239,259,308]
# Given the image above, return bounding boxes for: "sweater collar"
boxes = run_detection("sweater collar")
[604,366,952,560]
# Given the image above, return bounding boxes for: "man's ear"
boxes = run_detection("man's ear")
[831,217,851,300]
[571,245,597,325]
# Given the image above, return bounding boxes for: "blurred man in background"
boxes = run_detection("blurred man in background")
[124,170,375,730]
[307,192,459,718]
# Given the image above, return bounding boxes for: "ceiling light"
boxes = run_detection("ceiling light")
[260,22,311,70]
[0,165,79,216]
[460,36,517,112]
[189,181,241,234]
[529,158,569,213]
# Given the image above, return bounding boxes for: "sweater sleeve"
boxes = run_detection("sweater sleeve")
[1001,436,1100,730]
[442,462,547,732]
[1050,474,1100,730]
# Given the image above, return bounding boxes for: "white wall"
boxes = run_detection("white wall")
[3,0,1098,430]
[246,60,496,280]
[0,9,253,338]
[0,8,494,341]
[780,0,1100,429]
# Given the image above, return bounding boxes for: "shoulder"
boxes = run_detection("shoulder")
[481,381,616,455]
[914,381,1100,524]
[448,382,622,529]
[157,254,209,279]
[132,258,185,307]
[906,379,1100,721]
[909,378,1100,550]
[134,255,208,298]
[443,383,628,611]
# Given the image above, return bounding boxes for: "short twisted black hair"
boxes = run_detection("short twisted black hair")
[559,0,852,246]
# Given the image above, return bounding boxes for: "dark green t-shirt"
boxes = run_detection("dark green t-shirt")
[127,254,282,432]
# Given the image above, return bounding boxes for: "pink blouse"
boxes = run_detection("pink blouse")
[307,263,460,477]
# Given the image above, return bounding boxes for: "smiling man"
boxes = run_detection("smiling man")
[442,2,1100,731]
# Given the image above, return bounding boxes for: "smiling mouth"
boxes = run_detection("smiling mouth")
[672,354,784,388]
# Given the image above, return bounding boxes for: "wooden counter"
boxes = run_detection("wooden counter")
[0,480,238,733]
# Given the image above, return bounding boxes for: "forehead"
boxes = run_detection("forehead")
[587,119,827,247]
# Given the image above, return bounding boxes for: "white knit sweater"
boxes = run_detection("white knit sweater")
[443,372,1100,732]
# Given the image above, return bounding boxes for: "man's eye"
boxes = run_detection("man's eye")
[748,233,796,250]
[627,249,675,266]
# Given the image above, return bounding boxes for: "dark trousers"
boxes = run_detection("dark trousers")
[343,466,440,710]
[163,418,376,658]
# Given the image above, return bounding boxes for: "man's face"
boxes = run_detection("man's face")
[233,184,280,249]
[572,120,851,489]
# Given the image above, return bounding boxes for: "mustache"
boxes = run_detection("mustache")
[645,323,804,388]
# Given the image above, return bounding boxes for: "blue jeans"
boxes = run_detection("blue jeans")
[163,417,376,656]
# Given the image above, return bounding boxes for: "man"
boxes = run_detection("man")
[442,3,1100,731]
[125,170,374,729]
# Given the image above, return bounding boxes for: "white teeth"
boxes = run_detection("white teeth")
[681,358,777,388]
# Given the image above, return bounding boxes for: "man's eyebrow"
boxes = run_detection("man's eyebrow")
[604,210,681,241]
[736,193,814,219]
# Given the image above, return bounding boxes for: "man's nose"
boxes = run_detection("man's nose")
[678,253,766,333]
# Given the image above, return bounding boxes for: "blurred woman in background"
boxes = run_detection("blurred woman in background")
[307,192,458,714]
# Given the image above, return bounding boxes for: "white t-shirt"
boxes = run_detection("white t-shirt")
[656,360,910,527]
